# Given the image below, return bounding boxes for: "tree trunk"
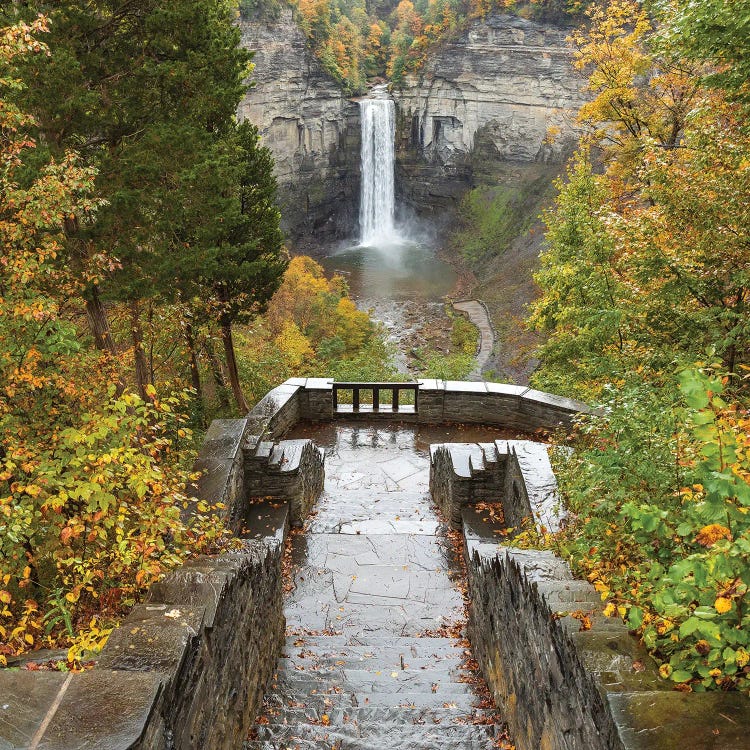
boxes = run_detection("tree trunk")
[220,315,249,414]
[204,337,230,410]
[84,284,117,355]
[130,299,151,401]
[184,318,203,400]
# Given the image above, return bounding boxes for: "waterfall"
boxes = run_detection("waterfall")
[359,90,397,246]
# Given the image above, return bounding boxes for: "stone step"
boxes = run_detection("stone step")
[269,440,307,472]
[245,733,498,750]
[556,612,629,636]
[254,721,499,745]
[257,705,501,726]
[307,516,442,536]
[242,499,289,543]
[265,690,482,710]
[271,669,477,696]
[279,652,466,673]
[284,636,466,656]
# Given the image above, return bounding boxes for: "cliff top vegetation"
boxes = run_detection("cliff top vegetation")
[241,0,591,91]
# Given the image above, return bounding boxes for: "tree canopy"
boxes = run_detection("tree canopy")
[529,0,750,692]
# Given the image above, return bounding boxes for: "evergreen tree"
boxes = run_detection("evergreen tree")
[5,0,256,398]
[187,122,287,412]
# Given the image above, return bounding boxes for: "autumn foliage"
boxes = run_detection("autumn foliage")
[282,0,588,90]
[530,0,750,692]
[0,18,241,667]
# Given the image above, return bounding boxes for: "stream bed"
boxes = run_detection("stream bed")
[321,239,460,372]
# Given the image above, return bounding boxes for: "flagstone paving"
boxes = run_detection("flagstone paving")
[246,422,516,749]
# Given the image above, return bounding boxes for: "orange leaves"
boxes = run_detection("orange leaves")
[695,524,732,548]
[714,597,732,614]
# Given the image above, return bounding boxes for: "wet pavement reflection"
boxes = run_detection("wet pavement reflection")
[283,422,516,638]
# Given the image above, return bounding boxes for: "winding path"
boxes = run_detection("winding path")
[452,300,495,380]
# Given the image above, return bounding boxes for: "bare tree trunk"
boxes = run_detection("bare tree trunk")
[184,318,203,400]
[147,301,155,385]
[130,299,151,401]
[220,315,249,414]
[84,284,117,355]
[203,337,230,410]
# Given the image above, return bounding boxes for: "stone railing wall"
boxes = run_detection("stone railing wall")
[103,545,284,750]
[237,378,592,444]
[469,548,628,750]
[429,439,560,532]
[0,541,284,750]
[431,431,750,749]
[467,546,750,749]
[245,438,325,526]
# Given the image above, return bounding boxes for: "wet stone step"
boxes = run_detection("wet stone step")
[265,690,482,710]
[271,670,478,695]
[307,517,442,535]
[259,705,502,726]
[279,653,466,673]
[245,736,500,750]
[284,636,465,654]
[254,721,499,744]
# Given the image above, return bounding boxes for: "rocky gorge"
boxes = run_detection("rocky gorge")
[238,9,587,241]
[237,8,361,241]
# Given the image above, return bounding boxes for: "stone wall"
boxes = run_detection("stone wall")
[468,549,628,750]
[467,546,750,749]
[243,378,592,432]
[0,542,284,750]
[245,438,325,525]
[0,378,593,750]
[108,545,284,750]
[429,438,560,532]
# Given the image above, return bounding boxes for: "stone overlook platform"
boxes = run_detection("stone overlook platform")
[2,379,748,750]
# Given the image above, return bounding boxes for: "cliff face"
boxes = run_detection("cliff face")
[394,13,587,213]
[238,11,586,241]
[237,9,360,242]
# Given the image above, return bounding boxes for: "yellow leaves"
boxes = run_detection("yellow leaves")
[659,663,671,679]
[274,320,315,369]
[0,590,12,604]
[714,597,732,614]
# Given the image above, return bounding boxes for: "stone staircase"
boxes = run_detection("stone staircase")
[245,635,504,749]
[244,422,512,750]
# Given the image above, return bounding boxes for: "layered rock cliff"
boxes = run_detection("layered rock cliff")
[394,13,587,213]
[238,10,586,240]
[237,9,360,242]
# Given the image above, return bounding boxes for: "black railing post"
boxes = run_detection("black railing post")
[331,382,419,415]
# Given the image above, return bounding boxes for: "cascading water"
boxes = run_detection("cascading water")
[358,88,397,246]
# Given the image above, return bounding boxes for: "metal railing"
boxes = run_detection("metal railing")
[332,382,419,415]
